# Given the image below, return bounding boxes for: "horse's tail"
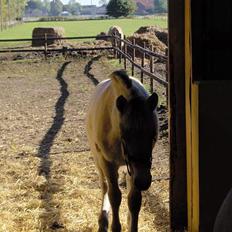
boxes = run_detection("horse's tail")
[110,70,132,91]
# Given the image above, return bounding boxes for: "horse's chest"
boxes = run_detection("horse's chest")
[102,139,124,165]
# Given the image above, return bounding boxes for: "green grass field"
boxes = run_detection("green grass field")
[0,17,167,39]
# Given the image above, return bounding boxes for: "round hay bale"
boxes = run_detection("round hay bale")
[32,27,65,47]
[107,26,124,46]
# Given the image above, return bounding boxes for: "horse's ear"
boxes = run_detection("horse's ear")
[147,92,158,111]
[116,95,127,114]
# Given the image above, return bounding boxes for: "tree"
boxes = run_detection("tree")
[26,0,43,11]
[25,0,44,16]
[63,0,81,15]
[154,0,167,13]
[50,0,63,16]
[106,0,136,18]
[0,0,27,31]
[42,0,50,15]
[99,0,107,6]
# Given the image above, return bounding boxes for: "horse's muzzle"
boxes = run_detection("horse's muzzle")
[134,174,152,191]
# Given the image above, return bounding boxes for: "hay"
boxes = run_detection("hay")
[0,59,169,232]
[135,26,168,46]
[96,32,108,41]
[32,27,65,47]
[127,26,167,58]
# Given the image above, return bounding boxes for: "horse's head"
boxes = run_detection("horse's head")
[116,93,158,191]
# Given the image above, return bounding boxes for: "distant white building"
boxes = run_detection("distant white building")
[60,11,72,16]
[80,5,107,16]
[96,5,107,15]
[81,5,97,15]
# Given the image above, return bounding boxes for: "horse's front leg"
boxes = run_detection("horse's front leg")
[103,161,122,232]
[98,167,110,232]
[127,175,142,232]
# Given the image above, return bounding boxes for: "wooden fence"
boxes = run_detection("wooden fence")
[112,34,168,94]
[0,34,168,95]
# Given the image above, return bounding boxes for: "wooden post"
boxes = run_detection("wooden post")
[132,38,135,76]
[113,32,117,59]
[119,33,122,64]
[140,42,145,83]
[150,45,154,93]
[44,33,47,60]
[62,46,68,59]
[169,0,188,229]
[165,48,168,105]
[0,0,3,31]
[124,35,127,70]
[7,0,10,29]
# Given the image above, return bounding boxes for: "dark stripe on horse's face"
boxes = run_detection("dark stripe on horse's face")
[120,97,156,136]
[112,70,132,89]
[120,97,157,183]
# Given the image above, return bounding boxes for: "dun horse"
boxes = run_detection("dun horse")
[86,70,159,232]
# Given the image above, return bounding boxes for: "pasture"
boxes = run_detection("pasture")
[0,17,167,39]
[0,55,169,231]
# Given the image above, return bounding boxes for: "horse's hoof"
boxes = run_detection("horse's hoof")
[98,227,108,232]
[111,224,121,232]
[98,211,109,232]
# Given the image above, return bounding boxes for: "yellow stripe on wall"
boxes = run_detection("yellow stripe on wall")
[185,0,199,231]
[191,84,199,231]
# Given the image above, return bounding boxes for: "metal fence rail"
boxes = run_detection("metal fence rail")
[0,46,113,53]
[0,35,112,42]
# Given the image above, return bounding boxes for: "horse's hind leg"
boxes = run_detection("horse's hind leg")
[98,167,110,232]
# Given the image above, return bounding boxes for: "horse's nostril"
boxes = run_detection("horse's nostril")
[134,175,152,191]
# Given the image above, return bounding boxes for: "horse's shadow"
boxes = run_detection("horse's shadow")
[37,61,71,231]
[84,55,101,86]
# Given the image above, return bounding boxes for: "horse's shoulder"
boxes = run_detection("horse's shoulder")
[130,77,149,98]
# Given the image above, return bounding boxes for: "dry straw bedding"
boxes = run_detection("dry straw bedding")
[0,57,169,231]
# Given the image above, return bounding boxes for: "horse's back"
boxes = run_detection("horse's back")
[86,79,113,146]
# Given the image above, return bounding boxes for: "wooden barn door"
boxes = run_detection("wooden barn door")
[170,0,232,231]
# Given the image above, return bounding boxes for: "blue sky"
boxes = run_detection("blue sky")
[61,0,102,6]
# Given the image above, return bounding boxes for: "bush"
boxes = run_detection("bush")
[106,0,137,18]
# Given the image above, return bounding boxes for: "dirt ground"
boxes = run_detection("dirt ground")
[0,55,169,232]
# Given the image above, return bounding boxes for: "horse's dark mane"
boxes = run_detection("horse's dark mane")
[112,70,132,89]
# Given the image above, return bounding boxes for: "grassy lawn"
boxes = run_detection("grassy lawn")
[0,17,167,40]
